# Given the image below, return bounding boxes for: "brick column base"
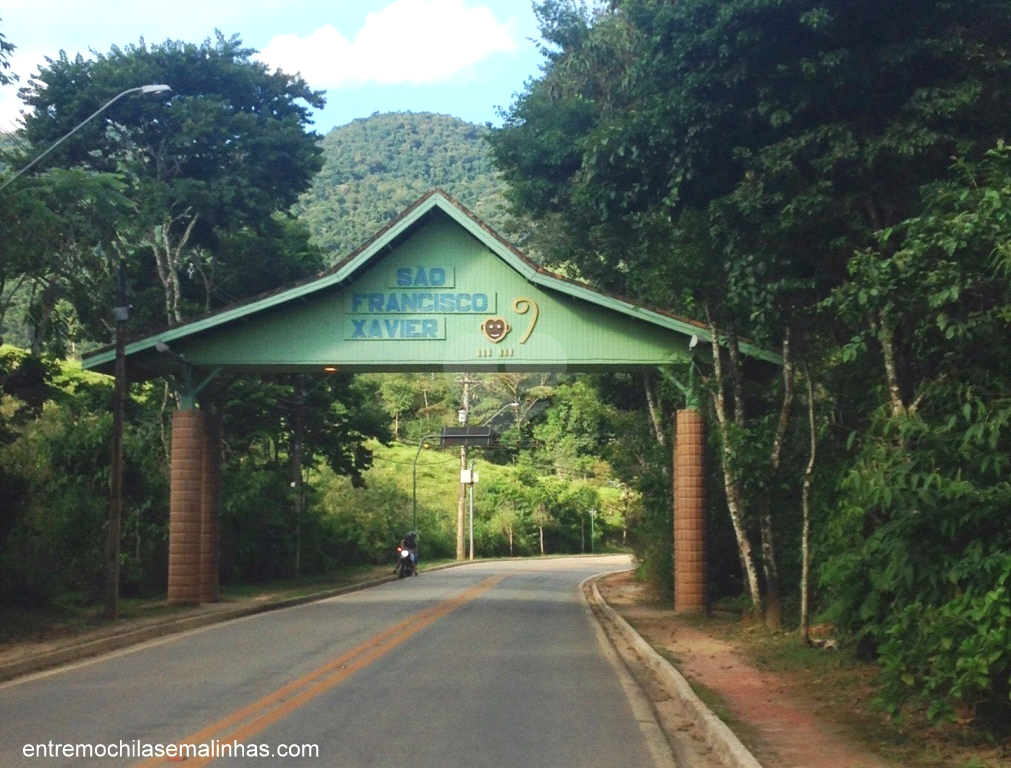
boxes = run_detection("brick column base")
[168,409,204,604]
[674,408,706,613]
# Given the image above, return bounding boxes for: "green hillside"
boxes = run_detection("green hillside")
[314,439,627,564]
[297,112,523,264]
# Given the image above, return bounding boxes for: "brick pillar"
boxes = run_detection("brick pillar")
[674,408,706,613]
[168,409,204,604]
[199,408,221,603]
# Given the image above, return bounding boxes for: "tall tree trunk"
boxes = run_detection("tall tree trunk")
[159,380,173,465]
[726,326,746,428]
[147,210,198,326]
[187,247,216,312]
[644,372,666,445]
[706,307,763,617]
[29,275,60,355]
[0,273,28,333]
[870,306,906,418]
[756,328,794,629]
[800,369,817,641]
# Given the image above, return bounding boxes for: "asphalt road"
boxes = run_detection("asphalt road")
[1,556,676,768]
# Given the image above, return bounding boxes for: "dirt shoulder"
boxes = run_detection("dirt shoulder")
[594,570,1011,768]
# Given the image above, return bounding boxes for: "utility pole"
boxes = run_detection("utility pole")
[456,376,472,560]
[105,257,127,619]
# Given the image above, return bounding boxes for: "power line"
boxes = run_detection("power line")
[0,125,31,156]
[370,453,458,468]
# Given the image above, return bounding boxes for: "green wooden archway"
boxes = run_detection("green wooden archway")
[84,190,775,608]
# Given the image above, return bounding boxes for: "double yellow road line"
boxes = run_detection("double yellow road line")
[134,574,504,767]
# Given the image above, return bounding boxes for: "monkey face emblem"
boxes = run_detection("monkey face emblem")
[481,316,511,343]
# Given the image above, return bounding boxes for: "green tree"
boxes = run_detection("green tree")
[482,475,533,557]
[527,378,615,478]
[16,33,326,334]
[493,0,1011,300]
[0,15,14,88]
[489,0,1011,627]
[0,170,132,355]
[820,144,1011,726]
[221,374,392,491]
[377,374,418,441]
[214,372,393,580]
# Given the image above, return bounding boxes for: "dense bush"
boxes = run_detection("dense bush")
[0,351,169,604]
[821,146,1011,725]
[823,399,1011,726]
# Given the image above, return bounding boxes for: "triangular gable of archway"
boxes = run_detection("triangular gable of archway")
[82,190,778,380]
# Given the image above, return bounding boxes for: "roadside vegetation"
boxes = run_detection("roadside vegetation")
[2,1,1011,746]
[718,608,1010,768]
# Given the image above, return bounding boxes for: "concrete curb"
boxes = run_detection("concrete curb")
[0,566,464,684]
[591,580,764,768]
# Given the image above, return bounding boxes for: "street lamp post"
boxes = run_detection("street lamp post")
[105,85,172,620]
[1,83,173,620]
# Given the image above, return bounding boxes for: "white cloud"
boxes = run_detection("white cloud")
[256,0,516,88]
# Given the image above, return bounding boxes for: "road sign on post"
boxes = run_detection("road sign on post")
[440,427,494,447]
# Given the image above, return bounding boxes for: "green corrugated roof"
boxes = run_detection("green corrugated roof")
[82,189,779,377]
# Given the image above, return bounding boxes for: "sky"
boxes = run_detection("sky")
[0,0,546,136]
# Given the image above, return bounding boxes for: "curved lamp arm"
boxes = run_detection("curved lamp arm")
[0,83,172,192]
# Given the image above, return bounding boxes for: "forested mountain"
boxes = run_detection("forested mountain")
[297,112,523,263]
